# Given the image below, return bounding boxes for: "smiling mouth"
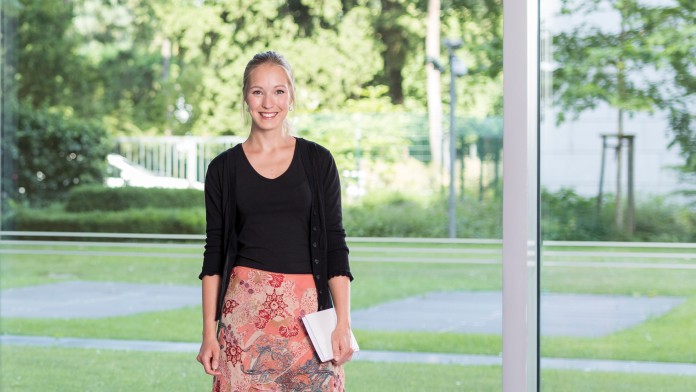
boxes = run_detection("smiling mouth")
[260,112,278,119]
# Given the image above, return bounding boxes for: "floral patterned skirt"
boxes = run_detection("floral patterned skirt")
[213,266,345,392]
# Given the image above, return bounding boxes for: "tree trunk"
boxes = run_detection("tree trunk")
[426,0,443,174]
[615,109,624,229]
[615,0,627,230]
[376,0,406,104]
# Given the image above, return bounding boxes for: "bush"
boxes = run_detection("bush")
[540,188,696,242]
[65,185,204,212]
[6,187,694,242]
[5,104,112,206]
[344,193,444,237]
[12,206,205,234]
[344,192,502,238]
[540,188,608,241]
[617,195,696,242]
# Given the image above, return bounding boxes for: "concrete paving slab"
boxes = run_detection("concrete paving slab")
[351,292,685,337]
[0,283,685,339]
[0,281,199,318]
[3,335,696,376]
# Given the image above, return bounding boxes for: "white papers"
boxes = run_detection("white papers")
[301,308,359,362]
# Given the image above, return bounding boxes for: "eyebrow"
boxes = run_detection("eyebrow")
[249,85,288,89]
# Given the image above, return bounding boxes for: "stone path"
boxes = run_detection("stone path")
[1,282,684,338]
[2,334,696,376]
[0,281,199,318]
[1,281,694,376]
[351,291,684,337]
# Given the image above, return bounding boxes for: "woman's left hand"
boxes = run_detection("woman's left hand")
[330,323,354,366]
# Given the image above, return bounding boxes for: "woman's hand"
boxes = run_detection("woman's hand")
[196,336,222,377]
[330,323,354,366]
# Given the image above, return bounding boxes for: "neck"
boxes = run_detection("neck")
[245,130,293,151]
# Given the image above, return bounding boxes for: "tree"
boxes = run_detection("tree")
[551,0,695,231]
[150,0,382,136]
[426,0,443,171]
[8,104,111,206]
[15,0,96,115]
[656,1,695,181]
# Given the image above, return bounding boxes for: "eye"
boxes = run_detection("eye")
[251,90,262,95]
[275,89,285,95]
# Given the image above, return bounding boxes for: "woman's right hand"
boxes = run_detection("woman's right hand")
[196,336,222,377]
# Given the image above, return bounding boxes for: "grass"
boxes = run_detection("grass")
[0,306,203,342]
[2,346,695,391]
[3,298,693,364]
[542,297,696,363]
[2,241,696,365]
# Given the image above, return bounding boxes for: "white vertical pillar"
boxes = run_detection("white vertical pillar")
[502,0,539,390]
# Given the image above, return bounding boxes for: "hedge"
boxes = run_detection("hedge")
[12,207,205,234]
[65,185,204,212]
[7,188,695,242]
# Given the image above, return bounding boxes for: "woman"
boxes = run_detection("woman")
[196,51,354,391]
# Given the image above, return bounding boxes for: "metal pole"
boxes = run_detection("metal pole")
[448,48,457,238]
[627,135,635,233]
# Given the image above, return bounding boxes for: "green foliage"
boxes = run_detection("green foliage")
[345,193,444,237]
[16,0,96,115]
[553,0,695,174]
[10,0,505,138]
[295,112,422,168]
[541,188,607,241]
[344,191,502,238]
[622,195,696,242]
[149,0,383,136]
[65,185,203,212]
[12,206,204,234]
[541,188,696,242]
[7,104,111,206]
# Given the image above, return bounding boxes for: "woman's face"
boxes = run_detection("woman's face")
[245,63,292,133]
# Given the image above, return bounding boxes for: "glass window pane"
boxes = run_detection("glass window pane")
[1,1,505,390]
[540,0,696,390]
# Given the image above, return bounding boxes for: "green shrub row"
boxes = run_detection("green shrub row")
[65,185,204,212]
[541,189,696,242]
[11,207,205,234]
[7,186,695,242]
[343,193,502,238]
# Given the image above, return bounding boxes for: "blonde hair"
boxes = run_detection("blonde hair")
[242,51,296,133]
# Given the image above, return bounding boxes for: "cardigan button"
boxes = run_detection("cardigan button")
[319,305,324,310]
[315,274,320,280]
[314,258,320,264]
[312,242,317,248]
[312,226,317,232]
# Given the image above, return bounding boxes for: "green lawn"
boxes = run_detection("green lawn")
[2,346,695,391]
[1,242,695,365]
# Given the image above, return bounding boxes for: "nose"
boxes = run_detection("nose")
[262,94,273,109]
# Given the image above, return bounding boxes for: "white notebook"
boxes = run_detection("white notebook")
[301,308,360,362]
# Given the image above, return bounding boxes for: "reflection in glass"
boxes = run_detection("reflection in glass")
[1,1,507,390]
[540,0,696,390]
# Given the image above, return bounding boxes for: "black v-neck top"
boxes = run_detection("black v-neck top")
[234,142,313,273]
[200,138,353,319]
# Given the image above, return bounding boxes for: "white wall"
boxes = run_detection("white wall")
[540,105,690,197]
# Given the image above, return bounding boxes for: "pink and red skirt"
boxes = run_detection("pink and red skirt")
[213,266,345,392]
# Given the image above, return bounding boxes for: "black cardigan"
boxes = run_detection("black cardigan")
[199,137,353,321]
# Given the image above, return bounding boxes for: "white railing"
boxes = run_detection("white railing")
[113,136,244,184]
[1,231,694,269]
